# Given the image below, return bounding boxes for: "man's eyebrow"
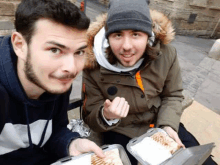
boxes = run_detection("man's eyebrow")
[46,41,69,50]
[76,45,88,51]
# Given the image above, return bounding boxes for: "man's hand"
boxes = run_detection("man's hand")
[69,138,105,158]
[163,126,185,149]
[103,97,130,120]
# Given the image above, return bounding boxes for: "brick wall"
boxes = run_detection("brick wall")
[0,0,20,22]
[0,0,20,36]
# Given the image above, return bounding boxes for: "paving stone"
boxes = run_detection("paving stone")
[194,66,209,77]
[182,73,195,88]
[194,72,220,114]
[172,41,206,66]
[183,69,207,96]
[211,60,220,76]
[198,57,216,71]
[178,56,196,74]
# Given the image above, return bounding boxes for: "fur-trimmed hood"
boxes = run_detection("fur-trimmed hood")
[85,10,175,69]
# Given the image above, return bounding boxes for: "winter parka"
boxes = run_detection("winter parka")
[82,10,184,138]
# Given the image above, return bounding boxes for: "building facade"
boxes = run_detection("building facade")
[98,0,220,38]
[0,0,77,36]
[0,0,219,38]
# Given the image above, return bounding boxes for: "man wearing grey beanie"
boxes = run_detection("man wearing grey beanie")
[82,0,217,164]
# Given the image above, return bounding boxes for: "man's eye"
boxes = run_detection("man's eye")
[50,48,61,54]
[74,50,85,56]
[115,34,121,38]
[133,33,139,37]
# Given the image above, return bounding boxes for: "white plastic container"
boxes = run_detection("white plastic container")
[126,128,215,165]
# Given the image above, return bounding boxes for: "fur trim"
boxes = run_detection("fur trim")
[150,10,175,44]
[85,10,175,69]
[85,14,107,69]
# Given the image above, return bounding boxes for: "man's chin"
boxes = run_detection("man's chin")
[46,85,72,95]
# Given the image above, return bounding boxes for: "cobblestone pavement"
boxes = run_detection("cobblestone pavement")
[172,36,220,114]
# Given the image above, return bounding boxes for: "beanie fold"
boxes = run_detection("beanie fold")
[106,19,152,38]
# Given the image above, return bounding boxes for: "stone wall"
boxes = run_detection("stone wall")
[98,0,220,38]
[0,0,20,35]
[0,0,219,38]
[149,0,220,38]
[0,0,20,22]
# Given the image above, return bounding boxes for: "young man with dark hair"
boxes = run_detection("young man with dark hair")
[82,0,217,164]
[0,0,104,164]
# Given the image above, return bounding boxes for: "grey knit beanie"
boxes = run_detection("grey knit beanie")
[105,0,152,38]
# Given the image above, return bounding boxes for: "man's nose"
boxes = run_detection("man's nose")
[62,54,76,73]
[122,37,132,50]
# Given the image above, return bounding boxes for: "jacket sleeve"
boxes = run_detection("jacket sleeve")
[82,70,120,132]
[156,47,184,132]
[43,87,80,158]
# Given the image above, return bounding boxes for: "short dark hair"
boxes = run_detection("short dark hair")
[15,0,90,44]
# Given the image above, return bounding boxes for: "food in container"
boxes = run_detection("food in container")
[128,128,180,165]
[51,144,131,165]
[91,148,123,165]
[127,128,215,165]
[151,132,181,154]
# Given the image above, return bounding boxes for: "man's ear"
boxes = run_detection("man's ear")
[11,32,28,60]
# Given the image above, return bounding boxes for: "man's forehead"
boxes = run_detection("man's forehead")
[31,19,87,48]
[34,18,87,39]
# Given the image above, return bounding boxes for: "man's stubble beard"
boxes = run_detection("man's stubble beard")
[24,50,71,95]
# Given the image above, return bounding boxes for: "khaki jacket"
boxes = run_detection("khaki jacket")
[82,10,184,138]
